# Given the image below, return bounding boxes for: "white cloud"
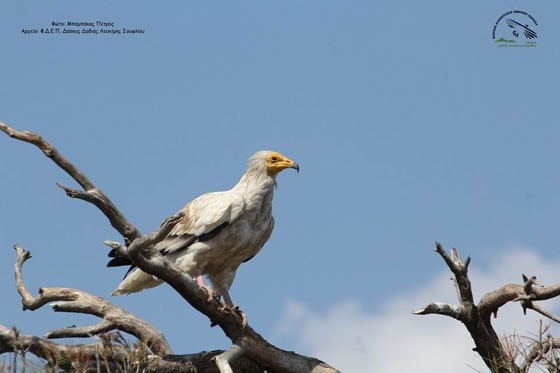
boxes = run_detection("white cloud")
[277,247,560,373]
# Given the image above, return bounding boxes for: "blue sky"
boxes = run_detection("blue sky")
[1,1,559,371]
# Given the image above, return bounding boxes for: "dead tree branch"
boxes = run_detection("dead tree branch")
[414,242,560,373]
[13,244,172,356]
[0,122,140,242]
[0,323,131,371]
[520,335,560,373]
[413,242,510,372]
[1,323,260,373]
[479,277,560,321]
[146,351,265,373]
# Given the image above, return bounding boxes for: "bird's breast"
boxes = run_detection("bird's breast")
[188,216,271,274]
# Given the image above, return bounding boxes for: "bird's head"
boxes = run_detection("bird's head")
[265,151,299,175]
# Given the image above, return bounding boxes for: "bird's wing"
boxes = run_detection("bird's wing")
[506,19,518,28]
[159,191,247,255]
[107,190,246,268]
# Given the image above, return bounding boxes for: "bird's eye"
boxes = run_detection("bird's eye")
[271,156,278,162]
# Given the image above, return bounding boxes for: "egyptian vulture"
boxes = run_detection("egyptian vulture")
[108,150,299,314]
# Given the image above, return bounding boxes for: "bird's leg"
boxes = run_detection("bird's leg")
[222,290,248,327]
[222,291,235,308]
[195,275,215,301]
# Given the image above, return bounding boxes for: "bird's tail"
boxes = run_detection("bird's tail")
[111,268,163,296]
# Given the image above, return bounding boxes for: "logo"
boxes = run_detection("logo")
[492,10,538,47]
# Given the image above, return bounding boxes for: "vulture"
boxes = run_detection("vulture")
[108,150,299,315]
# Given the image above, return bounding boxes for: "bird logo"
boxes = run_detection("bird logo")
[505,18,537,39]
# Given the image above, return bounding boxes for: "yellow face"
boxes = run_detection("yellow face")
[266,152,299,175]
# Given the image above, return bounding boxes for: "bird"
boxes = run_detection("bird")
[107,150,299,318]
[506,18,537,39]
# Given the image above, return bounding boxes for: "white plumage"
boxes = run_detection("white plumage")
[108,150,298,310]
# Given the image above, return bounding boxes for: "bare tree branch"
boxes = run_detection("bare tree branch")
[213,342,244,373]
[0,324,130,369]
[0,123,94,190]
[416,242,560,373]
[479,279,560,323]
[520,335,560,373]
[45,320,115,339]
[147,351,265,373]
[7,241,270,372]
[416,242,515,373]
[0,121,141,242]
[523,303,560,324]
[12,244,172,356]
[412,302,463,319]
[434,242,474,305]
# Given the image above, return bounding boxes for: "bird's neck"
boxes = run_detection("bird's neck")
[234,171,276,213]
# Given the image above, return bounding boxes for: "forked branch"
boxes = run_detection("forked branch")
[0,324,132,370]
[12,244,172,356]
[0,122,140,242]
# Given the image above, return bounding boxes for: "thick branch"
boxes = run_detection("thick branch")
[416,242,514,373]
[214,342,244,373]
[1,323,267,373]
[146,351,264,373]
[479,278,560,323]
[0,122,141,241]
[0,324,130,369]
[434,242,474,305]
